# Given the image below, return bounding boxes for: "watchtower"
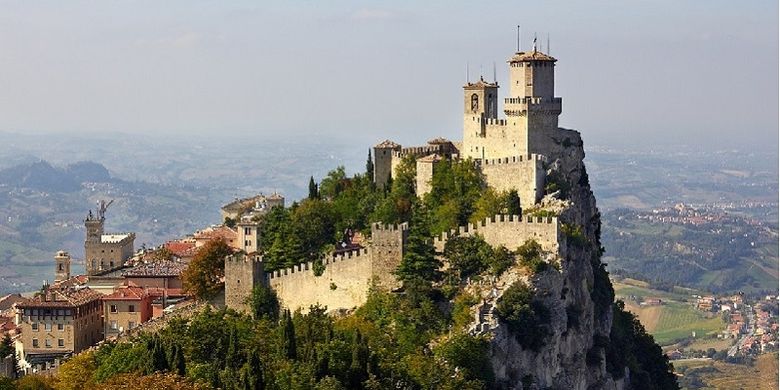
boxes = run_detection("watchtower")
[373,140,402,189]
[225,254,266,314]
[54,250,71,282]
[462,77,499,160]
[369,222,408,290]
[504,45,562,157]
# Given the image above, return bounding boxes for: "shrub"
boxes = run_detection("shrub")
[515,239,549,274]
[494,281,550,351]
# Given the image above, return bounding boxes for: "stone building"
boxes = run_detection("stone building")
[220,193,285,221]
[373,46,559,208]
[84,203,135,276]
[54,251,71,282]
[102,286,152,339]
[15,287,103,373]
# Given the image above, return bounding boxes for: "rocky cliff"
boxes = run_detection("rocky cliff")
[467,128,628,389]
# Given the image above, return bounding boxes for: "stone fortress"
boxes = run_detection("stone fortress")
[84,200,135,276]
[226,43,566,314]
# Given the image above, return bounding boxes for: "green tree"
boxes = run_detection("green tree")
[442,235,492,280]
[308,176,320,200]
[395,204,441,285]
[366,149,374,182]
[282,310,297,360]
[249,284,280,321]
[182,238,234,300]
[291,199,336,260]
[505,190,522,215]
[495,281,550,351]
[319,167,347,200]
[224,217,237,229]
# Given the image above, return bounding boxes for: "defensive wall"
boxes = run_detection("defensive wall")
[476,154,546,208]
[225,223,407,314]
[433,214,563,258]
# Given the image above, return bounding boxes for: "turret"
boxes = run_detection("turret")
[54,250,71,282]
[224,254,266,314]
[373,140,402,189]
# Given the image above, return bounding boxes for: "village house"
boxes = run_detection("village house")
[102,286,152,339]
[14,287,103,373]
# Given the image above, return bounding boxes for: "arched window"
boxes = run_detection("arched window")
[470,94,479,112]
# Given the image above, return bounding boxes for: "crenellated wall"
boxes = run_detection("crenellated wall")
[225,223,408,314]
[433,214,563,258]
[477,154,546,208]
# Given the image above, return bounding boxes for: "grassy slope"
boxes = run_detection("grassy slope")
[675,353,779,390]
[613,279,726,346]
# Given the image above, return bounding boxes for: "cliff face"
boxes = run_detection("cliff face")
[475,128,624,389]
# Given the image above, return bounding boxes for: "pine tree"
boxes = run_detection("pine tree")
[308,176,320,199]
[395,203,441,285]
[348,330,369,388]
[282,310,297,360]
[366,149,374,182]
[226,325,241,369]
[505,190,522,216]
[245,350,264,390]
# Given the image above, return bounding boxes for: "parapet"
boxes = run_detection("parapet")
[267,247,371,280]
[477,154,547,166]
[371,222,409,232]
[432,213,561,254]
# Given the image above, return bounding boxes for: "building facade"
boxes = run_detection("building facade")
[15,287,103,373]
[102,286,152,338]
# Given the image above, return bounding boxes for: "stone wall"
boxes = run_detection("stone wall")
[224,255,264,314]
[433,214,563,257]
[269,249,373,313]
[478,154,546,208]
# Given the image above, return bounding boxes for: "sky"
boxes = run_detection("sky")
[0,1,777,150]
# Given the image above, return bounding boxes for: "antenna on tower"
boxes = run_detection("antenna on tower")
[516,25,521,51]
[479,64,483,80]
[466,62,470,83]
[547,33,550,54]
[493,62,497,83]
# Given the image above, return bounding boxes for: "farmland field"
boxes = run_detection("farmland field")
[675,353,779,390]
[613,279,725,346]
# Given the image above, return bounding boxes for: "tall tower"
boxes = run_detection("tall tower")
[373,140,402,189]
[504,47,562,157]
[237,219,261,254]
[225,254,266,314]
[462,77,499,160]
[54,250,71,282]
[84,211,104,275]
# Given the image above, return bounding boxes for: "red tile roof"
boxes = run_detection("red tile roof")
[122,260,187,278]
[17,287,103,308]
[165,240,196,257]
[103,286,149,301]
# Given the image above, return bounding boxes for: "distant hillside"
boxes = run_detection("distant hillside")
[0,160,111,192]
[0,159,227,294]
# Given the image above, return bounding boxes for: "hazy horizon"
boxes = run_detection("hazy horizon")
[0,1,777,151]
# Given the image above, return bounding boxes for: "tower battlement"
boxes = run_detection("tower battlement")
[477,154,547,166]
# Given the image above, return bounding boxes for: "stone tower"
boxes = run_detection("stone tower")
[237,219,261,254]
[415,154,442,197]
[504,47,562,157]
[369,222,408,291]
[462,46,562,160]
[462,77,500,160]
[54,250,71,282]
[225,254,265,314]
[373,140,401,189]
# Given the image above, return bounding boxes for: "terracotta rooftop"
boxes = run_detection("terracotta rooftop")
[427,137,452,145]
[0,294,26,311]
[122,260,187,278]
[17,287,103,308]
[103,286,148,300]
[164,240,196,257]
[418,154,443,163]
[193,226,237,241]
[508,50,557,63]
[375,140,401,148]
[51,275,89,289]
